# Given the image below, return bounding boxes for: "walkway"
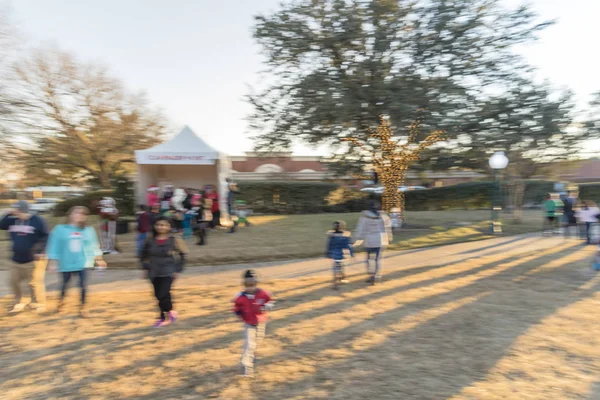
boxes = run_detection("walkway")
[0,233,572,297]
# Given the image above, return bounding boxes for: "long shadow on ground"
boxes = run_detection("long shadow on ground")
[2,240,552,380]
[23,246,576,399]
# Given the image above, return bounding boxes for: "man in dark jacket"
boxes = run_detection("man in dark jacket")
[0,201,49,313]
[136,205,152,256]
[181,188,193,211]
[226,178,239,216]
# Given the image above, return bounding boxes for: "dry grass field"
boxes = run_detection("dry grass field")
[1,238,598,399]
[2,210,546,268]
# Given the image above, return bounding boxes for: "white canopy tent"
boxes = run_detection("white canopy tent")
[135,126,232,220]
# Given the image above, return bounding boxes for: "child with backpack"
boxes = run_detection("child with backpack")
[233,270,275,378]
[326,221,354,289]
[140,217,188,327]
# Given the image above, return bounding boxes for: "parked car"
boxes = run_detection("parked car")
[361,185,428,194]
[360,187,384,193]
[29,198,60,213]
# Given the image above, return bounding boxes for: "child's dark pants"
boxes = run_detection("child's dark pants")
[152,276,173,320]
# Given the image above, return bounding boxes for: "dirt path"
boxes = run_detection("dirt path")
[0,233,549,297]
[2,234,599,400]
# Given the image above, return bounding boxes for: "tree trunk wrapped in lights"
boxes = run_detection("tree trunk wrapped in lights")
[345,116,446,214]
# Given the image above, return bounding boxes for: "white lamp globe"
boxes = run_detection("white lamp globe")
[489,151,509,170]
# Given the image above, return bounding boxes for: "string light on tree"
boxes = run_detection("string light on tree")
[345,115,446,214]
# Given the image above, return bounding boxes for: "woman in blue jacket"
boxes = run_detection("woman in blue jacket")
[47,206,107,317]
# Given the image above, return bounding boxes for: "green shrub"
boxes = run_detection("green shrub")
[324,187,371,213]
[522,180,555,204]
[54,176,136,217]
[233,180,558,214]
[54,190,113,216]
[113,177,135,216]
[404,182,493,211]
[237,181,338,214]
[579,183,600,203]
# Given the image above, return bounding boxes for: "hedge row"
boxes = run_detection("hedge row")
[53,180,600,217]
[580,183,600,203]
[237,180,591,213]
[237,182,345,214]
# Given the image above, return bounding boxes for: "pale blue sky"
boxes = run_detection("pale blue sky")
[7,0,600,155]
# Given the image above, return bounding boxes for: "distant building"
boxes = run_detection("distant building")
[230,152,328,181]
[230,152,484,186]
[556,158,600,183]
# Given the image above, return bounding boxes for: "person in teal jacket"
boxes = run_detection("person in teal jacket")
[47,206,107,317]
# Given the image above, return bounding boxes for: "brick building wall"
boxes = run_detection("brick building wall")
[230,153,325,173]
[229,152,485,185]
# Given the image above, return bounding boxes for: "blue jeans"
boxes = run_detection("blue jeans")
[583,222,594,244]
[137,232,147,256]
[365,248,382,277]
[332,260,344,278]
[61,269,87,304]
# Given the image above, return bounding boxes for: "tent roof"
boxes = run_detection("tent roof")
[140,126,218,154]
[135,126,220,164]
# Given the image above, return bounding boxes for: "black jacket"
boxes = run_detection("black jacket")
[182,194,193,211]
[140,236,187,279]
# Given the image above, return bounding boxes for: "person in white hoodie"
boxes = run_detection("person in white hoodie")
[354,200,393,284]
[576,200,600,245]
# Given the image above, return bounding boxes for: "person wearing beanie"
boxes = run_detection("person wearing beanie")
[1,200,49,313]
[233,270,275,378]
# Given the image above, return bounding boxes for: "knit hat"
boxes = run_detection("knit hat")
[244,269,257,282]
[15,200,29,213]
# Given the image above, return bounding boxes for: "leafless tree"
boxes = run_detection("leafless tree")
[3,47,167,188]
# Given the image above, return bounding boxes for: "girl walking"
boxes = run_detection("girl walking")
[47,206,106,317]
[140,217,188,327]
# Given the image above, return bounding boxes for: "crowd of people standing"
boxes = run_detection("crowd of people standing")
[543,190,600,244]
[138,181,242,252]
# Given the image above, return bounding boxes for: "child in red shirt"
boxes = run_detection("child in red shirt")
[233,269,274,378]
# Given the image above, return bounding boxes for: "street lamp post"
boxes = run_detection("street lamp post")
[489,152,509,234]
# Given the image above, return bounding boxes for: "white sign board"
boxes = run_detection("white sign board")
[136,153,216,165]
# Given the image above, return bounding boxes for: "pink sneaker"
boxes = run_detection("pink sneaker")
[153,319,170,328]
[168,311,178,324]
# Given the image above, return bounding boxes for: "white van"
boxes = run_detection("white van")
[29,198,60,213]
